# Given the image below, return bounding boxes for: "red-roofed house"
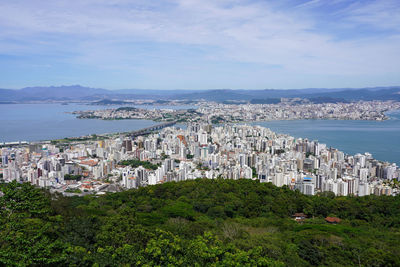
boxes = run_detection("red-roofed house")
[325,217,341,224]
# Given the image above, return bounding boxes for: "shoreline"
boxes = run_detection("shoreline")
[2,111,400,144]
[2,119,399,167]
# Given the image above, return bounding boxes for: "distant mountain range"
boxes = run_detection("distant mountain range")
[0,85,399,103]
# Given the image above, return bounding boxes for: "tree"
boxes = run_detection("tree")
[64,174,82,181]
[0,179,400,266]
[0,182,66,265]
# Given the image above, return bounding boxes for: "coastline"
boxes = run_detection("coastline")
[1,103,399,165]
[2,118,399,168]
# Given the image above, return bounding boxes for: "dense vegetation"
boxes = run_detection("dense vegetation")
[51,134,105,144]
[116,107,138,111]
[119,159,160,170]
[64,174,83,181]
[1,179,400,266]
[211,116,226,124]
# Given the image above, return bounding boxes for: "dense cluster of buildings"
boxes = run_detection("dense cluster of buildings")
[197,100,400,122]
[72,100,400,123]
[1,123,398,196]
[72,106,199,122]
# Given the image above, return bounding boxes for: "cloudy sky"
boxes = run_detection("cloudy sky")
[0,0,399,89]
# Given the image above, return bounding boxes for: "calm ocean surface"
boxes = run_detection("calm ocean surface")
[0,103,192,143]
[1,104,399,165]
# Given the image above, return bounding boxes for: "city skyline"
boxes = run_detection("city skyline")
[2,122,398,197]
[0,0,400,89]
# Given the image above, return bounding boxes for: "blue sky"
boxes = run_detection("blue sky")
[0,0,399,89]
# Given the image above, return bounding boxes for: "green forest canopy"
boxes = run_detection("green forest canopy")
[1,179,400,266]
[119,159,160,170]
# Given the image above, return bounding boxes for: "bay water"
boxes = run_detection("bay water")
[1,104,399,165]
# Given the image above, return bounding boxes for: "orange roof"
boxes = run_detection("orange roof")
[177,135,187,146]
[325,217,341,223]
[80,160,98,166]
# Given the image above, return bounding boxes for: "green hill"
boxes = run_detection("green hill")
[1,179,400,266]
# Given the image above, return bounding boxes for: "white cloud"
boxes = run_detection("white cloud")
[340,0,400,31]
[0,0,399,87]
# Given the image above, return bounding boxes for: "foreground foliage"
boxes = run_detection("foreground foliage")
[1,179,400,266]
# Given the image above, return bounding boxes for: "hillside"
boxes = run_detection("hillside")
[1,179,400,266]
[1,85,400,102]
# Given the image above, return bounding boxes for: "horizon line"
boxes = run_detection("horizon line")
[3,85,400,91]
